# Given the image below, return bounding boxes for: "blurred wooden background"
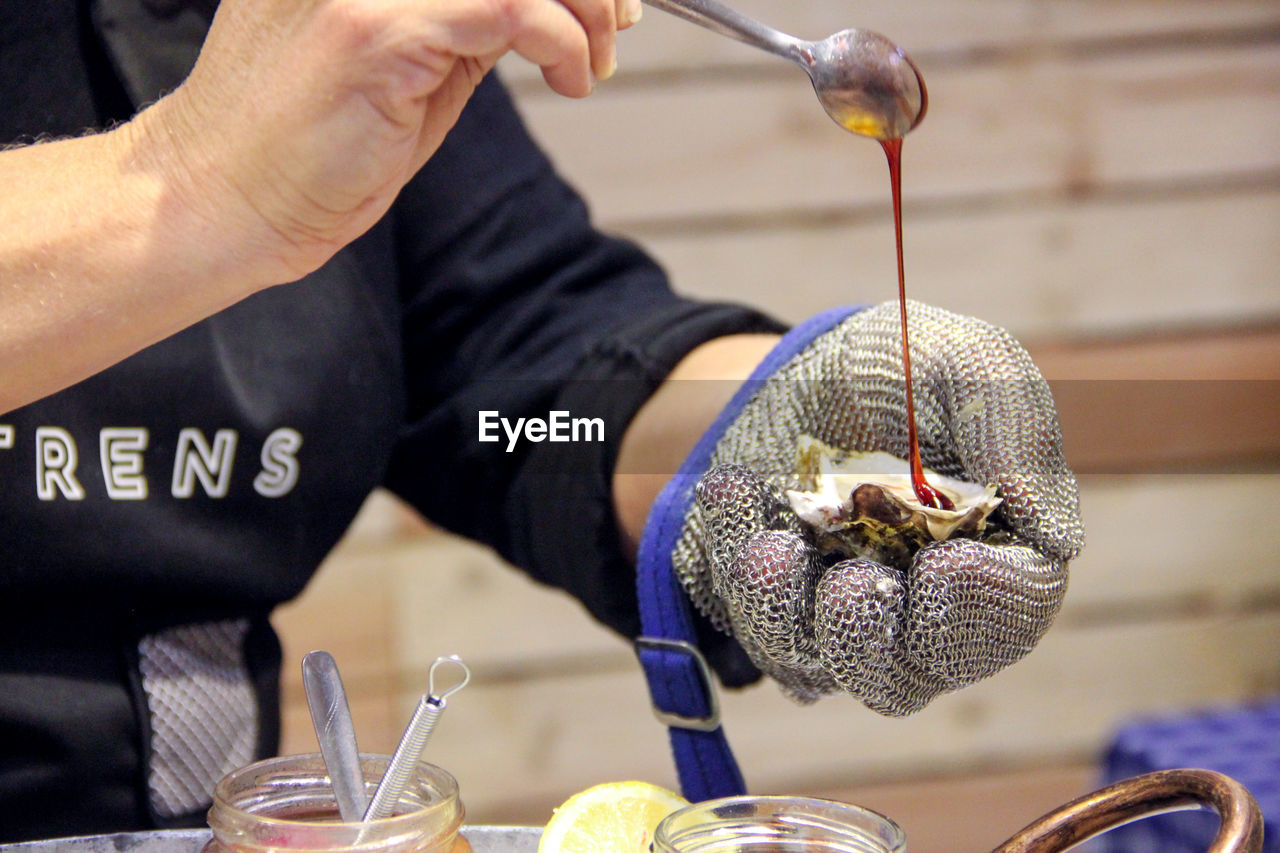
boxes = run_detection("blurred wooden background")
[272,2,1280,850]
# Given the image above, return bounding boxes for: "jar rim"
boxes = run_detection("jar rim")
[654,794,907,852]
[210,753,462,833]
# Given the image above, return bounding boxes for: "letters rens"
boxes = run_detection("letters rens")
[0,424,302,501]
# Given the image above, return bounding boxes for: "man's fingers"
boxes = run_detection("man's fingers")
[720,531,820,667]
[813,558,939,716]
[478,0,619,92]
[696,464,776,594]
[907,538,1068,688]
[910,306,1085,563]
[410,0,597,97]
[616,0,641,29]
[500,0,596,96]
[808,538,1066,717]
[554,0,619,80]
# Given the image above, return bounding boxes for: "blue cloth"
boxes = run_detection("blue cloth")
[1099,698,1280,852]
[634,306,864,802]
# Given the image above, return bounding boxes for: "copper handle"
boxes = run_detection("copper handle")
[991,769,1264,853]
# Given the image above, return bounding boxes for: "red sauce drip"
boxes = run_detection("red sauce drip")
[880,137,954,511]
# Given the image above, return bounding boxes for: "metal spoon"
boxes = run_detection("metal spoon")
[642,0,927,140]
[302,650,368,822]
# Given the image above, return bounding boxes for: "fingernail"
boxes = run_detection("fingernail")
[627,0,642,24]
[599,51,618,81]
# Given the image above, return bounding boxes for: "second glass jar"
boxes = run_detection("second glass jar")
[653,795,907,852]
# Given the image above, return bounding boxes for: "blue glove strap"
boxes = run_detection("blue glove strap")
[634,305,862,802]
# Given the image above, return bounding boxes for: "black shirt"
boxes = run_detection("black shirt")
[0,0,776,838]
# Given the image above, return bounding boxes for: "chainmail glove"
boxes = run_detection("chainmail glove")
[673,300,1084,716]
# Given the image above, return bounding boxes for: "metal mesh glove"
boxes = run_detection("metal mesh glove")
[673,301,1084,715]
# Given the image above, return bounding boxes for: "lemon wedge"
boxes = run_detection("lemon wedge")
[538,780,690,853]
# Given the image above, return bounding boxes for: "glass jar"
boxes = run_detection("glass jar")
[204,754,467,853]
[653,795,907,853]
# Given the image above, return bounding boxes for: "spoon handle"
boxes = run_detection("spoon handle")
[302,651,369,823]
[641,0,806,63]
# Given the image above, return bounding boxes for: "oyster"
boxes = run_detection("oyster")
[785,436,1002,569]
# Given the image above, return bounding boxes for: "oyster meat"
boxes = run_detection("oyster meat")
[785,436,1002,568]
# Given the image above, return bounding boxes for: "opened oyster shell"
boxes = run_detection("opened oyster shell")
[785,436,1002,568]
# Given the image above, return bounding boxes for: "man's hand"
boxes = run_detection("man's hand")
[670,301,1085,714]
[0,0,634,413]
[145,0,635,282]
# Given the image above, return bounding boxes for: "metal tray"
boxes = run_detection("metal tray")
[0,827,541,853]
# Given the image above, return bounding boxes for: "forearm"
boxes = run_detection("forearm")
[0,103,271,414]
[612,332,782,556]
[1,0,632,416]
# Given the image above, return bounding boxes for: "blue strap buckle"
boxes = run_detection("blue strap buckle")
[634,637,722,733]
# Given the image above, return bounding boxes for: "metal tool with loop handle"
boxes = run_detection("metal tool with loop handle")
[363,655,471,821]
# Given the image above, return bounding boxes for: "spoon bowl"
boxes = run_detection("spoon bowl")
[802,28,927,140]
[642,0,927,140]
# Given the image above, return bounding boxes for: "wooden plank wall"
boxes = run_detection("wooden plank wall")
[271,3,1280,850]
